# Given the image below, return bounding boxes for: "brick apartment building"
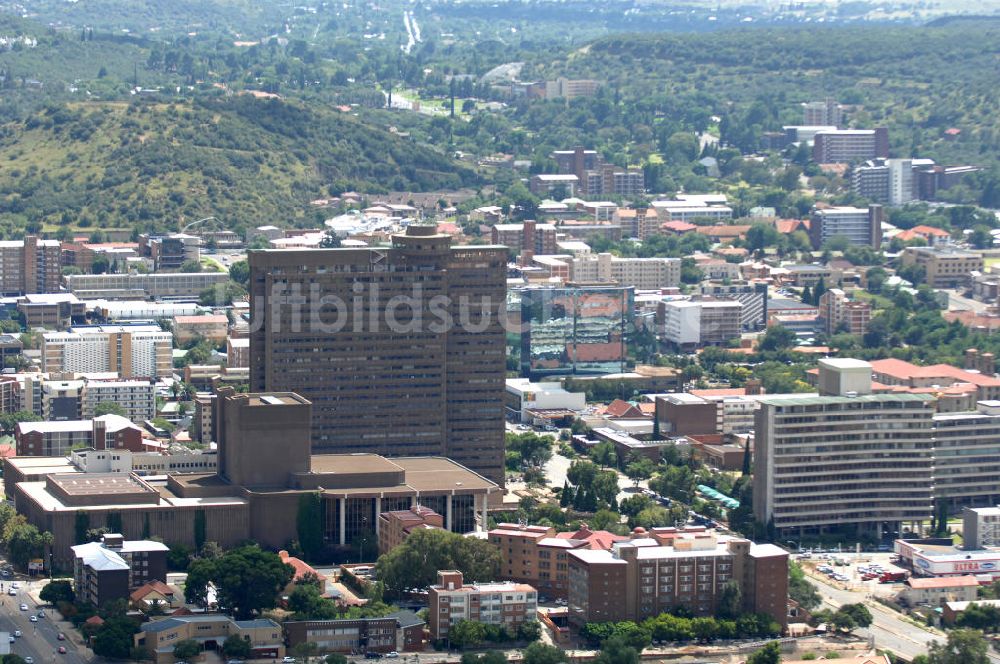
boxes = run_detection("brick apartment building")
[249,226,507,485]
[550,147,645,198]
[72,533,168,607]
[0,236,61,296]
[428,571,538,641]
[566,529,788,629]
[818,288,871,336]
[15,414,146,456]
[487,523,627,600]
[377,504,444,555]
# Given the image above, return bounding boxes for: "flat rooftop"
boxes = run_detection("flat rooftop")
[48,473,159,498]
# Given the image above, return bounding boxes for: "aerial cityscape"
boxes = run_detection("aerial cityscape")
[0,0,997,663]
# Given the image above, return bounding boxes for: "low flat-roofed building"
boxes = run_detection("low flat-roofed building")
[895,539,1000,580]
[505,378,585,423]
[901,246,984,288]
[172,314,228,344]
[12,389,499,567]
[64,272,229,301]
[284,610,425,655]
[900,575,979,607]
[135,615,285,664]
[16,293,85,329]
[15,414,146,456]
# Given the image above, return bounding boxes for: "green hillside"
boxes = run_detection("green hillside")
[0,96,477,238]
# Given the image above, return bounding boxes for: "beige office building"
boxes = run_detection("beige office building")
[901,246,984,289]
[570,253,681,289]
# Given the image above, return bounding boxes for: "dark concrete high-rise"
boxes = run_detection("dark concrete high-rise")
[248,226,507,484]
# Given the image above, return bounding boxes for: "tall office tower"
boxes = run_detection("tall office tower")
[248,226,507,484]
[802,98,843,128]
[753,359,935,540]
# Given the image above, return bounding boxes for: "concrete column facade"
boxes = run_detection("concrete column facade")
[446,495,453,531]
[374,497,382,534]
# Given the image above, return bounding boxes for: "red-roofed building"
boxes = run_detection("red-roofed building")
[661,220,697,235]
[279,550,322,591]
[604,399,646,419]
[488,523,627,599]
[694,225,751,243]
[901,575,979,606]
[896,225,950,246]
[774,219,809,235]
[869,358,1000,402]
[130,580,180,610]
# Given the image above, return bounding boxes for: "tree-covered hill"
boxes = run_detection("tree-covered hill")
[0,96,477,238]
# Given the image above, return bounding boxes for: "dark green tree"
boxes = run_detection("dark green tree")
[173,639,201,660]
[376,528,500,599]
[40,580,75,604]
[746,641,781,664]
[74,511,89,545]
[194,510,206,550]
[223,634,253,658]
[185,545,294,618]
[523,642,568,664]
[297,492,324,560]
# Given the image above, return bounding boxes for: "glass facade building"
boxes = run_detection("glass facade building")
[519,286,633,379]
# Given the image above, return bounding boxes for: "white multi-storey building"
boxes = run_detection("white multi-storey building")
[42,325,172,378]
[754,359,937,539]
[570,253,681,289]
[70,448,217,476]
[80,379,156,423]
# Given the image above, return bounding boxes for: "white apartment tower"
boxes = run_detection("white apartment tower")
[753,358,936,539]
[42,325,173,378]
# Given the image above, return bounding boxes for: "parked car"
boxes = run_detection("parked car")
[58,647,67,654]
[386,653,400,659]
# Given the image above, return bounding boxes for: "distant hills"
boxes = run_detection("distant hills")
[0,96,477,238]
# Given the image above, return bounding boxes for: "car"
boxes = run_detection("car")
[13,630,21,637]
[58,647,67,654]
[19,603,27,611]
[24,658,32,664]
[7,588,14,596]
[37,609,44,618]
[365,653,384,659]
[57,632,65,640]
[282,658,297,664]
[29,615,37,622]
[386,653,400,659]
[11,582,19,589]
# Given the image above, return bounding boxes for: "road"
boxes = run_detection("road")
[0,580,87,664]
[944,288,990,314]
[803,565,1000,662]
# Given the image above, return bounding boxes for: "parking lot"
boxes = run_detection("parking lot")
[798,551,912,596]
